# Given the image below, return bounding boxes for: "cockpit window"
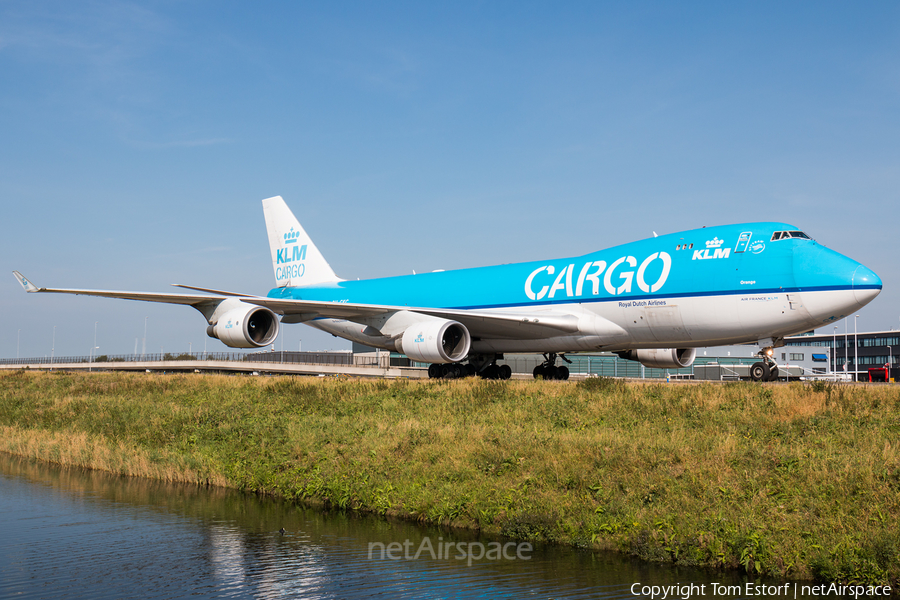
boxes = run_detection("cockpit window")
[771,231,812,241]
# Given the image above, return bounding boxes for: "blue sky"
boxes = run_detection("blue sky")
[2,1,898,359]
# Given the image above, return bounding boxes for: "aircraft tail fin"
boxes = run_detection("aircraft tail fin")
[262,196,341,288]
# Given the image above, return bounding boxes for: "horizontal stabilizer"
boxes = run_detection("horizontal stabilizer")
[172,284,255,297]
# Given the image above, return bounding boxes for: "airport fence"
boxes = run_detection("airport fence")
[0,351,387,368]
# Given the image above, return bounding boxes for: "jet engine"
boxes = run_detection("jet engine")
[396,318,471,364]
[206,303,279,348]
[617,348,696,369]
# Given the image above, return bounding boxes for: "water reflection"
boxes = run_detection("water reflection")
[0,453,834,599]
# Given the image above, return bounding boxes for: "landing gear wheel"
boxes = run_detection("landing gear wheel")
[750,362,770,382]
[465,364,477,377]
[499,364,512,380]
[428,364,441,378]
[483,364,501,379]
[532,353,572,381]
[767,365,780,381]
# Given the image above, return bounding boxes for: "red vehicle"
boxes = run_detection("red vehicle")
[868,366,889,383]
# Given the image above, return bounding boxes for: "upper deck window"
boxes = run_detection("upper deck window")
[771,231,812,241]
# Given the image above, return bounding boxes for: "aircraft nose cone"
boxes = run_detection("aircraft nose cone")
[852,264,882,308]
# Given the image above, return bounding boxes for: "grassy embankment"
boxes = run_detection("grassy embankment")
[0,370,898,585]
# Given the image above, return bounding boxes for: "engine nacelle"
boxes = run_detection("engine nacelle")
[206,304,279,348]
[397,318,471,364]
[617,348,696,369]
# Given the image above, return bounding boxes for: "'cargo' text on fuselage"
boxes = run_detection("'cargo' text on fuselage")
[524,252,672,301]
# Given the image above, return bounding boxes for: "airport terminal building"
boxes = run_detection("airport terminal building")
[784,330,899,382]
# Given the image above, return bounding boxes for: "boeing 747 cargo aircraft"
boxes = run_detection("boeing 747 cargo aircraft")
[14,196,881,381]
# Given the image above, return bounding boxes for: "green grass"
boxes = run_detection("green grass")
[1,370,898,585]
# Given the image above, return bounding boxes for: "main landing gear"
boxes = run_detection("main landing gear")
[533,353,571,381]
[749,347,780,382]
[427,354,512,380]
[427,363,474,379]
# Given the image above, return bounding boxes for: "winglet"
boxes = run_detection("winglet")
[13,271,39,293]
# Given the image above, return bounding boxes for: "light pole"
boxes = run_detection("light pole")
[844,318,849,376]
[89,321,99,372]
[17,329,21,360]
[889,346,893,383]
[142,316,148,359]
[854,314,860,382]
[51,325,56,369]
[833,326,837,375]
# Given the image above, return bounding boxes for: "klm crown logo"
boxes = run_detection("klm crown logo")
[693,236,731,261]
[284,228,301,244]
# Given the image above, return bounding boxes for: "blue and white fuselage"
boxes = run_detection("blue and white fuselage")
[14,196,881,380]
[268,219,880,355]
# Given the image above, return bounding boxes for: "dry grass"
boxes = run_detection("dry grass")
[1,370,898,585]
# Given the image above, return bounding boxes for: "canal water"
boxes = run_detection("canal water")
[0,453,839,599]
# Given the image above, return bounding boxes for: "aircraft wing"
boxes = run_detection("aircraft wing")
[14,271,582,338]
[243,296,581,336]
[13,271,226,308]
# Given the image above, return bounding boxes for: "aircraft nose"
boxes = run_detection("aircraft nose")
[852,264,882,308]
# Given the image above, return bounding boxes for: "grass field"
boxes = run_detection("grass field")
[1,370,898,585]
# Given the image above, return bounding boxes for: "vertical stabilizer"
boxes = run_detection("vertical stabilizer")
[262,196,341,287]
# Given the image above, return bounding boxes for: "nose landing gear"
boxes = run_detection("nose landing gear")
[750,347,780,382]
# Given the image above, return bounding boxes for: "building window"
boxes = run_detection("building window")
[859,356,891,366]
[789,353,804,361]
